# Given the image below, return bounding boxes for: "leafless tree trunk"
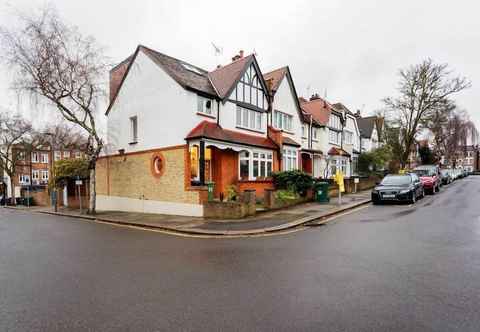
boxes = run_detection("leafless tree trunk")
[383,59,471,168]
[0,5,108,213]
[0,112,33,205]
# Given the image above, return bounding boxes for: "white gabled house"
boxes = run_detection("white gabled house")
[356,114,382,153]
[98,46,311,216]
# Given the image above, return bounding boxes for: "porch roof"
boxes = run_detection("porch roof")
[302,148,323,155]
[328,147,351,157]
[186,121,278,150]
[283,137,301,147]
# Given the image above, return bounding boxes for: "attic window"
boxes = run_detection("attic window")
[197,96,215,117]
[181,63,204,75]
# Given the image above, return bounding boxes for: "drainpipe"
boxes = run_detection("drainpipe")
[199,140,205,186]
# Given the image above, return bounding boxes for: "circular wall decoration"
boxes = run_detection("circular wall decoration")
[151,153,166,178]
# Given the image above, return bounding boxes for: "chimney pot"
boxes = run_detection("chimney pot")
[239,50,244,58]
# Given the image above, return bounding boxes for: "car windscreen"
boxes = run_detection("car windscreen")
[380,176,412,186]
[413,169,435,177]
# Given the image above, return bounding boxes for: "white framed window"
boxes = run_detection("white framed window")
[239,150,273,180]
[341,159,347,175]
[31,152,39,163]
[344,130,353,145]
[63,151,71,159]
[54,151,62,161]
[252,152,273,179]
[329,130,341,145]
[236,106,263,132]
[40,170,49,182]
[16,151,25,161]
[19,174,30,185]
[312,128,318,141]
[239,151,250,180]
[301,125,307,138]
[282,148,298,171]
[328,114,342,130]
[75,151,82,159]
[40,153,49,164]
[197,95,215,117]
[274,110,293,132]
[129,116,138,143]
[32,170,40,182]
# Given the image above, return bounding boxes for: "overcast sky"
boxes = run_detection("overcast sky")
[1,0,479,132]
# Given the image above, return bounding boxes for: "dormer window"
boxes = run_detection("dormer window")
[197,95,215,117]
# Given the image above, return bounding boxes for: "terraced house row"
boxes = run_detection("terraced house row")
[97,46,383,216]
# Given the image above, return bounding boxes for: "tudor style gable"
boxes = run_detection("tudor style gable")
[231,63,269,111]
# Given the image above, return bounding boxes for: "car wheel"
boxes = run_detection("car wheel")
[420,188,425,198]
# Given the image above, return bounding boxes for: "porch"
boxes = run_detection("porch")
[187,139,278,201]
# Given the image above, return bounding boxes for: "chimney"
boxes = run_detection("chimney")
[355,110,361,117]
[231,50,245,62]
[310,93,320,101]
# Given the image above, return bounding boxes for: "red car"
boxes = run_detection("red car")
[413,166,440,194]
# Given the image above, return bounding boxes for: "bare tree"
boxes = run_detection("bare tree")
[383,59,470,168]
[0,112,33,204]
[442,110,478,167]
[0,6,108,213]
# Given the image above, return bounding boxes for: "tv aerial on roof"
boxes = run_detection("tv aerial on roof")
[211,42,223,56]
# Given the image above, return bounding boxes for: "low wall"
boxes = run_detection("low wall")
[203,189,256,219]
[97,195,204,217]
[264,189,313,210]
[327,176,378,197]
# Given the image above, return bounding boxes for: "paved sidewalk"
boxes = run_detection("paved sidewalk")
[7,190,372,236]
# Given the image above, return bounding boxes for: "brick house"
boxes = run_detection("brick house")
[3,144,86,205]
[97,45,325,217]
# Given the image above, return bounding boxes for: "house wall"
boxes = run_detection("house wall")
[96,145,203,216]
[106,51,217,154]
[272,78,303,144]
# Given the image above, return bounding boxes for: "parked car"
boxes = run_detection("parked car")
[440,169,453,185]
[413,165,440,194]
[372,173,424,204]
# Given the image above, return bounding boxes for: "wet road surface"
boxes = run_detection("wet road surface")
[1,177,480,331]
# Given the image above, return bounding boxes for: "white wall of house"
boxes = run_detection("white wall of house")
[107,51,219,153]
[96,195,204,217]
[361,126,379,153]
[271,78,303,144]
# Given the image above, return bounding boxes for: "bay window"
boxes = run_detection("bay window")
[329,130,341,145]
[236,106,263,131]
[239,151,250,180]
[239,150,273,180]
[282,148,298,171]
[344,130,353,145]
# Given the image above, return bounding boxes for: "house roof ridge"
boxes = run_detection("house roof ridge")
[208,54,254,74]
[139,44,209,75]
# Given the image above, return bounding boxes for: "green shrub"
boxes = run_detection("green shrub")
[272,170,314,196]
[275,189,298,202]
[226,185,239,201]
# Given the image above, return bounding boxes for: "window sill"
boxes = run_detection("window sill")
[235,126,265,134]
[128,141,138,145]
[196,112,216,119]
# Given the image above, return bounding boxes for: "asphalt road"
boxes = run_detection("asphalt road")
[1,177,480,332]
